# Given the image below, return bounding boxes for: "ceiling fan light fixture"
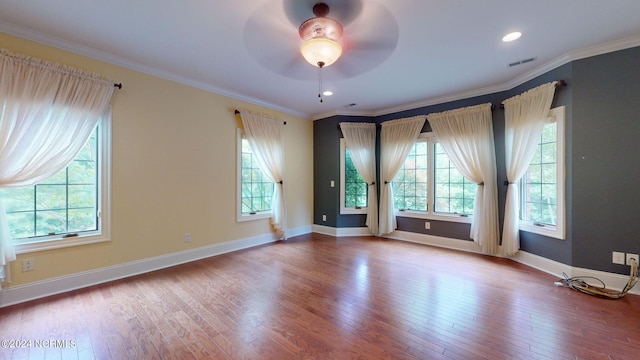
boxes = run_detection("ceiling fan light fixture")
[299,3,344,68]
[300,37,342,67]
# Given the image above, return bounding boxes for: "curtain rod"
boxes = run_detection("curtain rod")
[114,83,122,89]
[234,109,286,125]
[498,80,565,109]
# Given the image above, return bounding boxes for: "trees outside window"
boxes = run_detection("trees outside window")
[433,143,476,216]
[519,106,565,239]
[392,134,475,221]
[237,129,274,221]
[339,139,368,214]
[0,113,112,253]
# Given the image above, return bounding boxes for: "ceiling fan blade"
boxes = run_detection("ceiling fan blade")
[244,0,398,80]
[244,4,312,80]
[283,0,363,27]
[328,6,399,78]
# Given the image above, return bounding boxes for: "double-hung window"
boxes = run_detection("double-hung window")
[393,133,475,222]
[237,129,274,221]
[0,112,112,253]
[339,138,368,214]
[393,137,428,212]
[519,106,565,239]
[433,143,477,216]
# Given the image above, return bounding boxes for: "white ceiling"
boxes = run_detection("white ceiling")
[1,0,640,119]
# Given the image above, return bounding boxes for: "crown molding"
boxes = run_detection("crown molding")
[0,21,309,119]
[3,19,639,122]
[311,108,379,121]
[327,34,640,119]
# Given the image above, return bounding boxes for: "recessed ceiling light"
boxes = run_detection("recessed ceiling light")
[502,31,522,42]
[323,90,333,96]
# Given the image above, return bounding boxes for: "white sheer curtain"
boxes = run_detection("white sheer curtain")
[379,116,426,235]
[240,111,287,239]
[427,103,500,254]
[0,49,115,284]
[339,122,378,234]
[502,82,558,256]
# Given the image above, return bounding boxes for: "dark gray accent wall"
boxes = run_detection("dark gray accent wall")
[313,115,340,227]
[570,46,640,274]
[313,46,640,275]
[313,115,373,228]
[396,217,472,240]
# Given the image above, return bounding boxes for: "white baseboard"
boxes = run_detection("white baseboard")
[387,230,484,254]
[0,232,278,308]
[388,230,640,296]
[3,227,637,307]
[312,224,337,236]
[312,225,373,237]
[287,225,313,239]
[512,250,640,296]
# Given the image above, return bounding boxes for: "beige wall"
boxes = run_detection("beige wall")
[1,33,314,288]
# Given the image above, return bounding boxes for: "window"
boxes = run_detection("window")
[237,129,274,221]
[392,133,475,222]
[0,113,112,253]
[339,138,368,214]
[433,143,476,216]
[519,106,565,239]
[393,139,428,211]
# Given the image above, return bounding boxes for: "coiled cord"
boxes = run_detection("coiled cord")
[555,258,638,299]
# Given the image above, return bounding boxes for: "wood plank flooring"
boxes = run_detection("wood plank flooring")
[1,233,640,359]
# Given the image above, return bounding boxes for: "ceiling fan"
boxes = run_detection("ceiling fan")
[243,0,399,82]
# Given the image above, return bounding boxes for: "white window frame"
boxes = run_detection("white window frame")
[236,129,272,222]
[339,138,367,215]
[14,110,112,254]
[519,106,566,240]
[394,133,472,224]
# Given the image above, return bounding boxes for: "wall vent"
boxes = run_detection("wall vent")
[508,57,537,67]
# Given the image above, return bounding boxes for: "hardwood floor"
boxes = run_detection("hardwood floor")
[1,233,640,359]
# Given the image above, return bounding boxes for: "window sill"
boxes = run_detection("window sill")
[15,232,110,255]
[520,222,565,240]
[237,211,271,222]
[395,211,472,224]
[340,207,368,215]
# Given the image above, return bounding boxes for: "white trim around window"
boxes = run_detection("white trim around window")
[14,111,112,254]
[236,129,272,222]
[339,138,368,215]
[519,106,566,240]
[394,133,472,224]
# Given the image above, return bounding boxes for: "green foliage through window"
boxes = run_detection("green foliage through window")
[241,138,274,214]
[434,143,476,215]
[521,122,557,225]
[392,137,475,216]
[393,141,428,211]
[0,128,99,243]
[344,148,368,208]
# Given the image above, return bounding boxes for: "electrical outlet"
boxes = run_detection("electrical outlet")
[330,181,335,188]
[425,221,430,230]
[184,233,192,243]
[626,253,639,266]
[322,214,327,221]
[612,251,625,265]
[22,258,34,272]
